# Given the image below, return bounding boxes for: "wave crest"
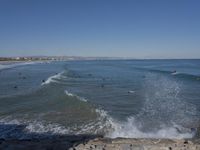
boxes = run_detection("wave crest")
[42,71,64,85]
[65,90,87,102]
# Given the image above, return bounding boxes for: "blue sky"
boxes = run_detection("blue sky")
[0,0,200,58]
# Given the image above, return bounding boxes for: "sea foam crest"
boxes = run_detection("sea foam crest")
[65,90,87,102]
[0,117,70,139]
[0,61,41,70]
[77,108,196,139]
[105,116,195,139]
[42,71,64,85]
[25,121,70,134]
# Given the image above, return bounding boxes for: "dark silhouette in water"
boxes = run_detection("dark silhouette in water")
[14,86,18,89]
[171,70,177,75]
[101,84,105,88]
[102,77,106,81]
[42,79,45,83]
[88,73,92,77]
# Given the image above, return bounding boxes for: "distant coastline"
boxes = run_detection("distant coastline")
[0,56,128,62]
[1,56,199,62]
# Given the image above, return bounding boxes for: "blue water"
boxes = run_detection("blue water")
[0,59,200,139]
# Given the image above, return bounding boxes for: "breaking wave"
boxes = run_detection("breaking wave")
[105,73,198,139]
[0,118,70,139]
[65,90,88,102]
[0,108,196,140]
[42,71,64,85]
[0,61,42,71]
[106,116,195,139]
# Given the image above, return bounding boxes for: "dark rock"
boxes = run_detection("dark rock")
[184,140,188,144]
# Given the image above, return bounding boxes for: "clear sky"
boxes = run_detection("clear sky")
[0,0,200,58]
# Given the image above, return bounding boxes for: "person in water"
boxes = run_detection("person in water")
[172,70,177,74]
[171,70,177,75]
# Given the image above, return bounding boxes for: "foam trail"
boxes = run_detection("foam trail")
[42,71,64,85]
[0,118,70,139]
[65,90,74,97]
[25,121,70,134]
[65,90,87,102]
[0,61,41,70]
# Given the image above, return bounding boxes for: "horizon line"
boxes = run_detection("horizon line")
[0,56,200,60]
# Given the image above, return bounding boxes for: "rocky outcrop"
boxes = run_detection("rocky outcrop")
[71,138,200,150]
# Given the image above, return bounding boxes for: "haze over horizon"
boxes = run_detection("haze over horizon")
[0,0,200,59]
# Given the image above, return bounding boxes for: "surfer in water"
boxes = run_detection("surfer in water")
[171,70,177,75]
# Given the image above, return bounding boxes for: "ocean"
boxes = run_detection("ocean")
[0,59,200,139]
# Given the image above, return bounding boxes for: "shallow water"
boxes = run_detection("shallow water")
[0,60,200,139]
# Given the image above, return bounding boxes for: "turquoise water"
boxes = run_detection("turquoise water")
[0,60,200,139]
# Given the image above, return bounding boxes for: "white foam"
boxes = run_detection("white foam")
[42,71,64,85]
[0,110,195,139]
[171,72,179,75]
[64,90,87,102]
[0,61,41,70]
[106,116,194,139]
[25,121,70,134]
[100,73,197,139]
[65,90,74,97]
[0,117,70,138]
[128,90,135,94]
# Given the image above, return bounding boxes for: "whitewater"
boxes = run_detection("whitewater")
[0,60,200,140]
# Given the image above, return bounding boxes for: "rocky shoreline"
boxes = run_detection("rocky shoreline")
[0,123,200,150]
[1,136,200,150]
[72,138,200,150]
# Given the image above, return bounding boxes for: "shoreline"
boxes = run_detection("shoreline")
[73,137,200,150]
[1,136,200,150]
[0,60,50,65]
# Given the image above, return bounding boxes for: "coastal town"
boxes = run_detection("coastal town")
[0,56,126,62]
